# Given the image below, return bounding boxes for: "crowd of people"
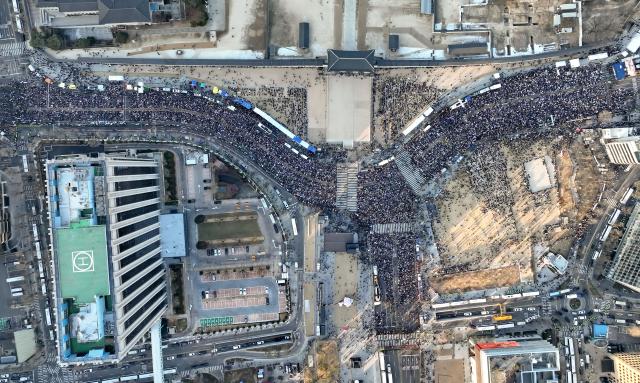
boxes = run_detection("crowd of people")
[374,76,440,144]
[404,66,633,183]
[368,232,420,333]
[356,164,418,225]
[0,58,635,335]
[0,80,341,208]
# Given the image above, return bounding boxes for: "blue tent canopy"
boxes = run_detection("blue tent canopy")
[613,62,626,80]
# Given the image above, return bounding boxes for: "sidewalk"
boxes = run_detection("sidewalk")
[44,46,264,61]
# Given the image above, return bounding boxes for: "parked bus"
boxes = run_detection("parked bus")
[291,218,298,236]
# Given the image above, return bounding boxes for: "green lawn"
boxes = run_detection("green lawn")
[197,219,261,241]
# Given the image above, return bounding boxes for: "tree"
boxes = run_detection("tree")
[114,31,129,44]
[195,215,205,224]
[30,29,46,48]
[196,241,208,250]
[74,37,95,48]
[46,34,63,50]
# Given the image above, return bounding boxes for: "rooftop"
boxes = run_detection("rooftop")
[55,224,110,304]
[159,213,186,258]
[327,50,376,72]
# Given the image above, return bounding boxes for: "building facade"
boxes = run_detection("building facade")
[45,153,166,365]
[607,202,640,293]
[613,353,640,383]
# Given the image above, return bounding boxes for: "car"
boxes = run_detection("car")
[463,312,472,317]
[257,369,264,379]
[514,308,524,312]
[387,364,391,372]
[265,287,270,294]
[527,307,536,311]
[578,310,586,315]
[188,352,196,356]
[166,356,176,361]
[256,340,265,345]
[232,345,241,350]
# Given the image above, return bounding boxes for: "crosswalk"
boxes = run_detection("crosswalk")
[0,25,15,40]
[335,162,358,211]
[0,41,25,57]
[371,222,415,234]
[394,149,425,195]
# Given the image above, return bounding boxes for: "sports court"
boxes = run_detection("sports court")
[55,224,110,303]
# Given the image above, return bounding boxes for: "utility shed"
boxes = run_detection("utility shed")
[389,34,399,52]
[299,22,310,49]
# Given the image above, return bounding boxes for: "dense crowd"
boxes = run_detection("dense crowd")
[375,76,440,143]
[0,60,635,336]
[356,164,417,225]
[404,66,633,182]
[0,81,340,208]
[368,232,420,333]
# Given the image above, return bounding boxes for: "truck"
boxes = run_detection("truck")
[6,276,24,283]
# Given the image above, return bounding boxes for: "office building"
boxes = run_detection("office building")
[604,137,640,165]
[608,203,640,293]
[45,153,166,365]
[472,338,560,383]
[613,353,640,383]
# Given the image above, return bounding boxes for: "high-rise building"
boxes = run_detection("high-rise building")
[607,202,640,293]
[613,353,640,383]
[45,153,166,365]
[604,137,640,165]
[472,338,560,383]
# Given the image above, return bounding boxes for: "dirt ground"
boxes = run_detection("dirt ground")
[326,75,372,146]
[433,139,576,283]
[430,265,521,294]
[305,340,340,383]
[332,252,358,330]
[269,0,336,57]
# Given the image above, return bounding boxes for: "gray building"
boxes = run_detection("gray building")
[327,50,376,73]
[36,0,151,28]
[608,203,640,292]
[45,153,166,365]
[298,22,310,49]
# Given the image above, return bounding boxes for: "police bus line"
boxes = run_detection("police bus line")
[95,369,177,383]
[431,291,540,309]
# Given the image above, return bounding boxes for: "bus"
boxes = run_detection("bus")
[609,209,621,225]
[568,339,575,356]
[291,218,298,236]
[22,155,28,173]
[621,187,634,205]
[378,352,386,372]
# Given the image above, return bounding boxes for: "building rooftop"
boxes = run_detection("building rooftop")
[608,203,640,292]
[55,224,110,304]
[327,50,376,72]
[159,213,186,258]
[594,324,609,338]
[14,329,36,363]
[98,0,150,25]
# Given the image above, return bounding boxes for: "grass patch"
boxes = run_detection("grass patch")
[169,264,185,315]
[197,219,261,241]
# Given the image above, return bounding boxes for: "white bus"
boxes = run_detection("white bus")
[6,276,24,283]
[621,187,634,204]
[291,218,298,236]
[269,214,276,224]
[568,339,575,356]
[378,352,386,371]
[22,155,28,173]
[45,308,52,326]
[609,209,622,225]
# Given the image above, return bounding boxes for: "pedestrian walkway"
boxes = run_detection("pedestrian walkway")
[335,162,358,211]
[394,149,425,195]
[371,222,415,234]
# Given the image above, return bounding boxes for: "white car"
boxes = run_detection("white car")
[463,312,472,317]
[188,352,196,356]
[233,345,241,350]
[527,307,536,311]
[513,308,524,312]
[166,356,176,361]
[256,341,265,345]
